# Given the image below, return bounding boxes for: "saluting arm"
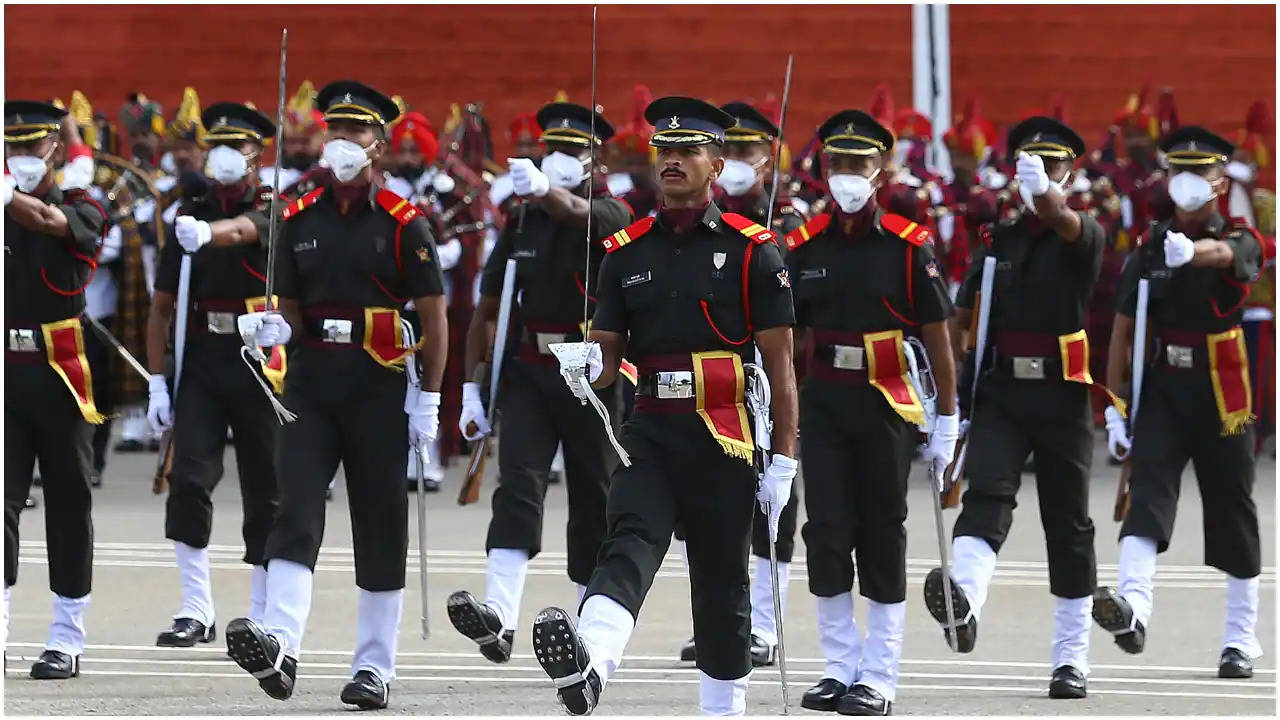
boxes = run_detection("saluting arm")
[755,326,798,458]
[540,186,592,227]
[7,193,71,236]
[1188,239,1236,269]
[1031,185,1084,242]
[206,216,263,247]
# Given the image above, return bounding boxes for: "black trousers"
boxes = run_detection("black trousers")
[586,411,756,680]
[83,314,115,474]
[1120,367,1259,579]
[164,337,279,565]
[4,360,94,597]
[485,362,617,585]
[263,349,409,591]
[953,372,1096,599]
[800,380,916,603]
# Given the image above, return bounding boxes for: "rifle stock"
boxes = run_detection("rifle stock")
[152,429,174,495]
[941,432,966,509]
[1113,460,1132,522]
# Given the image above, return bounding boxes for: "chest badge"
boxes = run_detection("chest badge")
[776,269,791,288]
[713,252,726,270]
[416,247,431,263]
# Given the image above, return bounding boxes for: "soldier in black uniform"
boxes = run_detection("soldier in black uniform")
[788,110,958,715]
[924,117,1109,699]
[446,102,632,663]
[678,100,807,668]
[3,100,108,679]
[1095,127,1265,679]
[530,97,798,716]
[144,103,282,649]
[222,81,448,711]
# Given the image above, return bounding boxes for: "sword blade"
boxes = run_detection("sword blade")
[765,54,794,230]
[83,314,149,382]
[581,5,599,335]
[416,447,431,639]
[765,502,791,714]
[264,27,288,311]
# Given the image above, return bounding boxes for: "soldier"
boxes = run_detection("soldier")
[1096,126,1266,679]
[938,98,1000,294]
[924,116,1112,699]
[531,96,797,716]
[4,100,108,678]
[262,80,326,191]
[222,81,447,710]
[445,101,632,663]
[143,102,284,648]
[604,85,660,219]
[787,110,958,715]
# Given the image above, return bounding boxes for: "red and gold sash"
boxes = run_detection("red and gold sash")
[1207,327,1254,435]
[41,318,106,424]
[691,351,754,463]
[863,329,925,426]
[1057,330,1128,417]
[245,297,287,394]
[363,307,422,369]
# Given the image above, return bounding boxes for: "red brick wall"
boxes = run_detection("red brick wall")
[6,4,1274,183]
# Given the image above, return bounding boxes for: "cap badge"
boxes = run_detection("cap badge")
[1032,133,1043,143]
[13,114,22,124]
[217,116,228,128]
[844,123,854,134]
[560,118,571,129]
[342,93,352,104]
[1188,141,1198,152]
[668,116,680,129]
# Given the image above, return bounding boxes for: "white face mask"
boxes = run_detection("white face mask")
[828,170,879,214]
[1225,160,1255,184]
[540,151,587,189]
[715,158,760,197]
[1017,171,1072,215]
[160,151,177,176]
[7,152,50,193]
[1168,171,1216,212]
[320,138,373,183]
[205,145,250,185]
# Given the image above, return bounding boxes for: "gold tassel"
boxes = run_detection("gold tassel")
[715,439,754,465]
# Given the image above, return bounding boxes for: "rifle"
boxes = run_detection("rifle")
[458,258,519,505]
[941,255,996,507]
[1113,278,1150,521]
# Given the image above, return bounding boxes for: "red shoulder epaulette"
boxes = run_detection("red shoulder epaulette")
[880,212,931,246]
[979,224,994,249]
[603,216,655,253]
[783,213,831,250]
[376,189,420,226]
[720,212,778,245]
[281,188,324,221]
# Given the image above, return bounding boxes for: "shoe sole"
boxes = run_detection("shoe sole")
[225,618,293,700]
[923,569,975,653]
[533,607,596,716]
[30,660,79,680]
[1219,663,1254,679]
[836,701,892,716]
[1049,683,1087,699]
[1091,588,1144,655]
[801,696,841,712]
[156,623,217,648]
[447,591,512,664]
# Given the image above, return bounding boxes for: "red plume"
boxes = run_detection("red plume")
[1050,93,1069,123]
[868,84,895,130]
[1154,87,1179,139]
[1238,100,1271,168]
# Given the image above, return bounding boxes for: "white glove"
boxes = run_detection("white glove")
[2,175,14,206]
[926,413,961,491]
[1104,405,1131,461]
[146,374,172,434]
[238,311,292,347]
[175,215,212,253]
[1163,230,1195,268]
[459,381,490,441]
[1015,152,1051,196]
[408,390,442,449]
[756,454,798,541]
[508,157,550,198]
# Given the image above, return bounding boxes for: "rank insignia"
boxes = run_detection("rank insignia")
[925,260,940,279]
[776,269,791,288]
[416,247,430,263]
[713,251,726,270]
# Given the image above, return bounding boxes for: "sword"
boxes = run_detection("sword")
[1113,278,1149,521]
[764,54,794,230]
[402,318,430,639]
[263,28,288,313]
[82,313,149,382]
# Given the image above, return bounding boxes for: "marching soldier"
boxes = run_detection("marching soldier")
[446,101,632,663]
[925,116,1112,699]
[1096,126,1266,679]
[144,102,284,648]
[531,96,798,716]
[788,110,958,715]
[4,100,108,678]
[222,81,447,710]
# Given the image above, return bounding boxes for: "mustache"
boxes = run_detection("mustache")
[660,166,686,178]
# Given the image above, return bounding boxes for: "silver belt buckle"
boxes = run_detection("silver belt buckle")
[1012,356,1047,380]
[206,312,237,334]
[1166,344,1194,369]
[321,319,354,344]
[655,371,694,399]
[536,332,568,355]
[7,329,37,352]
[832,345,865,371]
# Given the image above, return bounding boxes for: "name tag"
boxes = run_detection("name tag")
[295,239,317,252]
[512,249,537,259]
[799,268,827,281]
[1148,269,1173,279]
[996,260,1013,271]
[622,271,652,288]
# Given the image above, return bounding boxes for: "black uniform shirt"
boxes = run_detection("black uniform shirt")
[592,201,794,363]
[789,210,953,332]
[958,211,1105,334]
[154,184,274,301]
[1115,212,1263,332]
[5,185,107,324]
[718,187,807,244]
[479,196,632,326]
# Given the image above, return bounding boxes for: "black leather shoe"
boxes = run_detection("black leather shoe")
[30,650,79,679]
[1049,664,1087,699]
[749,633,776,667]
[1092,587,1146,654]
[533,607,602,716]
[679,636,697,663]
[147,438,161,452]
[225,617,296,700]
[801,678,848,712]
[408,477,442,493]
[447,590,513,663]
[923,568,977,653]
[114,439,146,453]
[1219,647,1254,679]
[156,617,216,647]
[838,684,892,715]
[341,670,390,710]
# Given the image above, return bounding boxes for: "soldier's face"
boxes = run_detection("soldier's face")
[655,145,723,200]
[723,142,770,182]
[4,136,55,160]
[823,153,882,182]
[512,135,543,161]
[326,121,382,156]
[168,139,205,176]
[1123,127,1155,162]
[949,148,978,177]
[396,137,424,169]
[129,130,160,163]
[1044,158,1072,184]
